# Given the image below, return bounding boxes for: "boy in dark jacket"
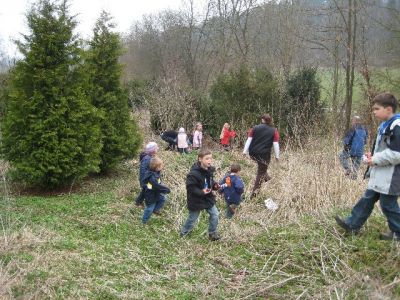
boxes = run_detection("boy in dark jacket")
[335,93,400,241]
[219,164,245,218]
[180,149,221,241]
[339,116,368,179]
[142,157,170,224]
[135,142,159,208]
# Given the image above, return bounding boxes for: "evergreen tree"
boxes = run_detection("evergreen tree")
[1,0,102,187]
[86,11,141,172]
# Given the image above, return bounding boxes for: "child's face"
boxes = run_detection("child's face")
[199,154,212,169]
[197,124,203,131]
[373,104,393,121]
[156,163,163,172]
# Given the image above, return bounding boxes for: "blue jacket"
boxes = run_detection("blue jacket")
[343,125,368,157]
[139,154,151,187]
[219,174,244,205]
[143,170,170,205]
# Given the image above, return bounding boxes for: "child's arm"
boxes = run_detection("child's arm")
[148,176,171,194]
[186,174,208,195]
[371,126,400,166]
[234,178,245,195]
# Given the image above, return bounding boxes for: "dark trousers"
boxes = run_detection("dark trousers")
[135,187,145,204]
[346,189,400,233]
[251,158,271,194]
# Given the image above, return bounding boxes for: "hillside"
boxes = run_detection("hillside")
[1,136,399,299]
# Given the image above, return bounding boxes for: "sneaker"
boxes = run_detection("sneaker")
[153,210,162,216]
[334,216,359,234]
[380,231,400,241]
[180,231,189,238]
[228,204,237,215]
[208,232,221,241]
[135,202,144,208]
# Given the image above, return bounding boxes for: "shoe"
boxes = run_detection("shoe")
[135,202,144,208]
[153,210,161,216]
[208,232,221,241]
[180,231,189,238]
[380,231,400,241]
[228,204,237,215]
[334,216,359,234]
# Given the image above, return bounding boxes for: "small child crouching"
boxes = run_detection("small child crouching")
[219,164,244,218]
[142,157,170,224]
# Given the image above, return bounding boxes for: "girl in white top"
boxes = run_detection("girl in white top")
[177,127,189,154]
[192,122,203,150]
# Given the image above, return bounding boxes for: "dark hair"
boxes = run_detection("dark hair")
[261,113,273,125]
[372,93,398,112]
[230,164,241,173]
[198,148,212,159]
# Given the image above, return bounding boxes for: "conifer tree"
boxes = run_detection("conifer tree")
[1,0,102,187]
[87,11,141,172]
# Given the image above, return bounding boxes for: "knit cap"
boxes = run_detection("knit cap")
[145,142,158,154]
[179,127,185,133]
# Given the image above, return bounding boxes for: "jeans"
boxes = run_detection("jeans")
[142,195,166,224]
[339,151,361,177]
[181,205,219,235]
[345,189,400,233]
[135,187,145,204]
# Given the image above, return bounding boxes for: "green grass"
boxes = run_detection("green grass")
[1,150,400,299]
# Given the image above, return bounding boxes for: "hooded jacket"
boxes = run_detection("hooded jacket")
[368,117,400,195]
[219,174,244,205]
[343,124,368,157]
[143,170,170,205]
[186,163,217,211]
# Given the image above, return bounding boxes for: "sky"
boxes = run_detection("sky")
[0,0,186,57]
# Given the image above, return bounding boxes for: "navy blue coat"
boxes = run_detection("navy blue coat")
[219,174,245,205]
[143,170,170,205]
[139,154,152,187]
[344,125,368,157]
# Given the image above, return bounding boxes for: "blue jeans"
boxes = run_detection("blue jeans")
[181,205,219,235]
[142,195,166,224]
[339,151,361,177]
[345,189,400,233]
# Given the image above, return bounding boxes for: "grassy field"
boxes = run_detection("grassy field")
[1,137,400,299]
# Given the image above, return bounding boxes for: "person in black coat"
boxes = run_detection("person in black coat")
[142,157,170,224]
[161,130,178,151]
[180,149,221,241]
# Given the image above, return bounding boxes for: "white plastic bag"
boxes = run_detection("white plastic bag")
[264,198,278,211]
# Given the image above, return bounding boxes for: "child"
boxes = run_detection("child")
[177,127,189,154]
[192,122,203,150]
[220,123,236,151]
[161,130,178,151]
[219,164,245,218]
[142,157,170,224]
[180,149,221,241]
[339,116,368,179]
[335,93,400,241]
[135,142,158,208]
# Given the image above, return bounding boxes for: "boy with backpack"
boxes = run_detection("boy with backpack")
[219,164,245,218]
[335,93,400,241]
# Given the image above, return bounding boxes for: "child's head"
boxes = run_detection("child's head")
[145,142,158,155]
[179,127,185,133]
[149,157,163,171]
[230,164,241,174]
[261,113,273,125]
[223,123,230,129]
[372,93,398,121]
[198,148,212,169]
[195,122,203,131]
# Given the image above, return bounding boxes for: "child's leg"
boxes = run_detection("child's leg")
[154,195,166,213]
[142,202,156,224]
[181,210,201,235]
[135,187,145,205]
[379,194,400,234]
[346,189,380,230]
[205,205,219,234]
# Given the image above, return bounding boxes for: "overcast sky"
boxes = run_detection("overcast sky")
[0,0,187,57]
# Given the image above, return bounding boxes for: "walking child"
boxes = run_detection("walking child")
[135,142,158,208]
[180,149,221,241]
[177,127,189,154]
[335,93,400,241]
[219,164,245,218]
[142,157,170,224]
[192,122,203,150]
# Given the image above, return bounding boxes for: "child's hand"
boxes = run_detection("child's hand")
[203,188,211,194]
[220,183,227,189]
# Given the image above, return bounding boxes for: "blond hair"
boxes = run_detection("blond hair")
[149,157,163,171]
